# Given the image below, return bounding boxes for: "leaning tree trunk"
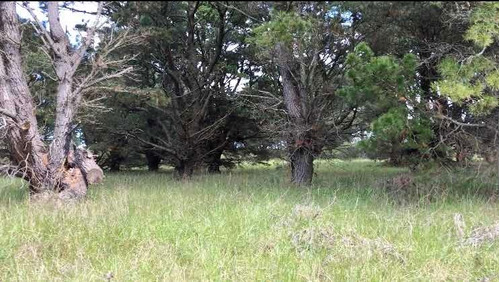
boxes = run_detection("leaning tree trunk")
[0,2,48,191]
[0,2,104,200]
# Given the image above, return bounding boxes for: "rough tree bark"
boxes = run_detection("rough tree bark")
[0,2,130,200]
[57,146,104,200]
[276,43,315,186]
[290,147,314,185]
[0,2,48,191]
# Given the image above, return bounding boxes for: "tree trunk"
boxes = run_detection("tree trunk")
[389,147,402,166]
[276,43,317,186]
[205,149,223,174]
[109,160,121,172]
[175,161,195,179]
[29,147,103,201]
[0,2,48,192]
[46,79,77,188]
[146,151,161,171]
[0,2,104,200]
[207,162,221,174]
[290,147,314,185]
[107,149,123,172]
[72,148,104,185]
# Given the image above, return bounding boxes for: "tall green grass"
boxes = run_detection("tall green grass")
[0,160,498,281]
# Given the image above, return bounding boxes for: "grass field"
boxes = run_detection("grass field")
[0,160,498,281]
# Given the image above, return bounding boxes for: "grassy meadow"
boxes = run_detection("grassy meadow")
[0,159,498,281]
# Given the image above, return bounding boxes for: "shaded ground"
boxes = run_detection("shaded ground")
[0,160,498,281]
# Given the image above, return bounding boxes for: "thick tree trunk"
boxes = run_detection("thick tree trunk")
[0,2,104,200]
[290,148,314,185]
[276,43,317,186]
[46,79,77,188]
[57,167,88,200]
[145,151,161,171]
[27,147,103,200]
[389,146,402,166]
[175,161,195,179]
[0,2,48,192]
[31,148,103,200]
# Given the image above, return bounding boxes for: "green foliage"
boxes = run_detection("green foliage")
[433,2,499,116]
[339,42,421,161]
[82,88,154,169]
[464,2,499,48]
[339,42,418,108]
[197,3,219,23]
[12,1,497,172]
[249,11,314,50]
[359,107,435,166]
[371,108,406,139]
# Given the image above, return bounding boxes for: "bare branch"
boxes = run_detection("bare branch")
[46,2,67,41]
[121,131,179,157]
[72,2,104,63]
[218,2,262,23]
[79,66,134,94]
[61,3,100,15]
[20,2,57,52]
[436,114,487,128]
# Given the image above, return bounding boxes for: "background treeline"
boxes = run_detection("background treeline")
[3,1,499,186]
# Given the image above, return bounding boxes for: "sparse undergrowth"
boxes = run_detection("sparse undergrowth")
[0,160,498,281]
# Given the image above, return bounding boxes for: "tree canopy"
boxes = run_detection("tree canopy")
[0,1,497,193]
